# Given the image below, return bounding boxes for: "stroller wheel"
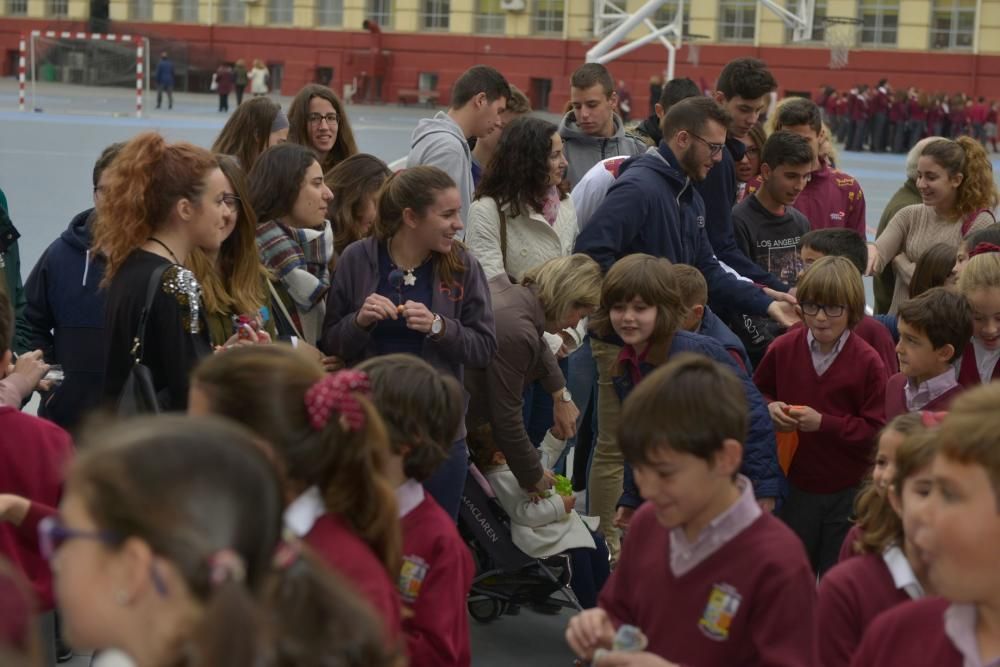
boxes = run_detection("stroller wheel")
[467,595,505,624]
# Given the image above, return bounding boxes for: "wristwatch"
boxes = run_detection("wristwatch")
[429,314,444,338]
[558,388,573,403]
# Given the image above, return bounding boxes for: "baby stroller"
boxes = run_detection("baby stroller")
[458,464,584,624]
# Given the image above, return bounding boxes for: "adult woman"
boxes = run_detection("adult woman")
[47,414,399,667]
[211,96,288,171]
[465,254,601,492]
[735,124,766,203]
[867,136,998,312]
[249,143,334,347]
[288,84,358,174]
[321,166,497,518]
[233,58,248,106]
[248,59,269,97]
[93,132,227,411]
[466,116,574,283]
[214,62,233,113]
[188,155,275,348]
[324,153,391,258]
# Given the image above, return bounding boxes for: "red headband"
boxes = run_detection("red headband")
[304,370,371,432]
[968,242,1000,259]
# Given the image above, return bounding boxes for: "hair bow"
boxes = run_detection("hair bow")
[207,549,247,587]
[304,370,371,432]
[920,410,947,428]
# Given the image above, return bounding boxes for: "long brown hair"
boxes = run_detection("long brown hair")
[288,84,358,173]
[592,253,686,343]
[191,346,401,576]
[375,166,466,286]
[921,137,1000,220]
[325,153,391,256]
[189,155,270,320]
[92,132,216,284]
[211,97,283,172]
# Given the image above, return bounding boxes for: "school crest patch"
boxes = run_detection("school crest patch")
[398,555,430,603]
[698,583,742,641]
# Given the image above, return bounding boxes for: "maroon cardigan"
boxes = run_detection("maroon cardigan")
[884,372,964,420]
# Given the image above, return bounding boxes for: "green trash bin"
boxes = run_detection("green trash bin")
[40,63,57,82]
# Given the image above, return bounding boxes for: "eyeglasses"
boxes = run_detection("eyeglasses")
[307,112,339,126]
[689,133,726,157]
[800,302,846,318]
[222,193,241,208]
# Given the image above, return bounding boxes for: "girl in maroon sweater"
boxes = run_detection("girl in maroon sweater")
[851,384,1000,667]
[957,250,1000,386]
[190,346,404,643]
[818,424,939,667]
[754,256,887,576]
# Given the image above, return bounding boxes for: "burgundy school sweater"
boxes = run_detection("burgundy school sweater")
[0,407,73,610]
[599,504,818,667]
[753,327,887,493]
[884,372,964,421]
[850,598,963,667]
[399,494,474,667]
[791,316,897,375]
[817,554,912,667]
[303,513,402,641]
[957,340,1000,387]
[838,524,864,562]
[746,164,866,237]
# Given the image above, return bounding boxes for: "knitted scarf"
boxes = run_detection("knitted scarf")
[256,220,333,312]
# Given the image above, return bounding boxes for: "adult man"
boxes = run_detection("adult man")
[154,51,175,110]
[559,63,646,187]
[407,65,510,228]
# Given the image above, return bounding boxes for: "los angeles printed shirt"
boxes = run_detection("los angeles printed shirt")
[733,195,810,287]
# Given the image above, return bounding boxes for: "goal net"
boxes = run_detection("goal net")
[25,31,149,117]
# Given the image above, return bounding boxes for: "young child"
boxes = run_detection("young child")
[189,345,403,641]
[851,384,1000,666]
[566,355,816,665]
[886,287,970,419]
[595,255,783,530]
[956,249,1000,385]
[818,424,939,667]
[953,224,1000,279]
[357,354,474,667]
[754,255,888,576]
[672,263,752,373]
[800,228,899,372]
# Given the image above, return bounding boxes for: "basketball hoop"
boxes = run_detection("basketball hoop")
[823,17,862,70]
[683,33,709,68]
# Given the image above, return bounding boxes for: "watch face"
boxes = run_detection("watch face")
[431,317,442,334]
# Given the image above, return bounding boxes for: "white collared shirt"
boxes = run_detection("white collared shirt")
[904,366,960,412]
[283,485,325,538]
[881,545,925,600]
[396,478,425,519]
[944,603,1000,667]
[973,337,1000,384]
[807,329,851,375]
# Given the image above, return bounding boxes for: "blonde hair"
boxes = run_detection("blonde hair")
[521,254,602,327]
[671,264,708,308]
[796,255,866,327]
[958,251,1000,293]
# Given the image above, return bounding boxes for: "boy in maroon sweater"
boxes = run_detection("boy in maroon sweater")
[886,288,969,420]
[359,354,474,667]
[851,384,1000,666]
[755,256,887,576]
[567,355,816,667]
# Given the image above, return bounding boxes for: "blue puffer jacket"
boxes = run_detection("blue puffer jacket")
[699,305,753,374]
[614,331,786,509]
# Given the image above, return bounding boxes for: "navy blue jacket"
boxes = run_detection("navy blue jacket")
[699,305,753,374]
[694,138,789,297]
[614,331,786,509]
[155,58,175,87]
[19,209,107,431]
[574,143,773,320]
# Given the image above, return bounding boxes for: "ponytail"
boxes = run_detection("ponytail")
[955,135,999,219]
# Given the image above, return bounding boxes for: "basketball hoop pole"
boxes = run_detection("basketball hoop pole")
[18,36,25,112]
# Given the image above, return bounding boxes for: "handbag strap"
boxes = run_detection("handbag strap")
[498,205,509,275]
[267,280,305,341]
[131,263,170,365]
[962,208,996,237]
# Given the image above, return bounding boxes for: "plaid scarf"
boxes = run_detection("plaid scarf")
[256,220,333,312]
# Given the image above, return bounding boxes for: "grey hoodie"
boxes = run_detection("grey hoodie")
[407,111,473,232]
[558,112,647,187]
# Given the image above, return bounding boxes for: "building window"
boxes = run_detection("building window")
[718,0,756,42]
[367,0,393,29]
[218,0,245,24]
[475,0,506,34]
[129,0,152,20]
[316,0,343,26]
[858,0,898,46]
[47,0,68,16]
[421,0,449,30]
[6,0,27,14]
[930,0,975,50]
[174,0,198,22]
[785,0,826,42]
[268,0,293,24]
[653,1,690,37]
[534,0,564,36]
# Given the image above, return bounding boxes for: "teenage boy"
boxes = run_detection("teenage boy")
[885,288,970,420]
[749,98,867,237]
[407,65,511,226]
[851,384,1000,666]
[566,355,816,666]
[799,229,899,374]
[632,76,701,148]
[559,63,646,187]
[735,131,813,287]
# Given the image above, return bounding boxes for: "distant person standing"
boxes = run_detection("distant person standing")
[249,59,270,97]
[233,58,248,106]
[615,80,632,122]
[154,51,174,110]
[215,62,234,113]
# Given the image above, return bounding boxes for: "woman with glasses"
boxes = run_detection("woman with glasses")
[288,84,358,175]
[36,415,400,667]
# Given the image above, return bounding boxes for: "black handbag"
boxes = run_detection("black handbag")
[117,263,170,416]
